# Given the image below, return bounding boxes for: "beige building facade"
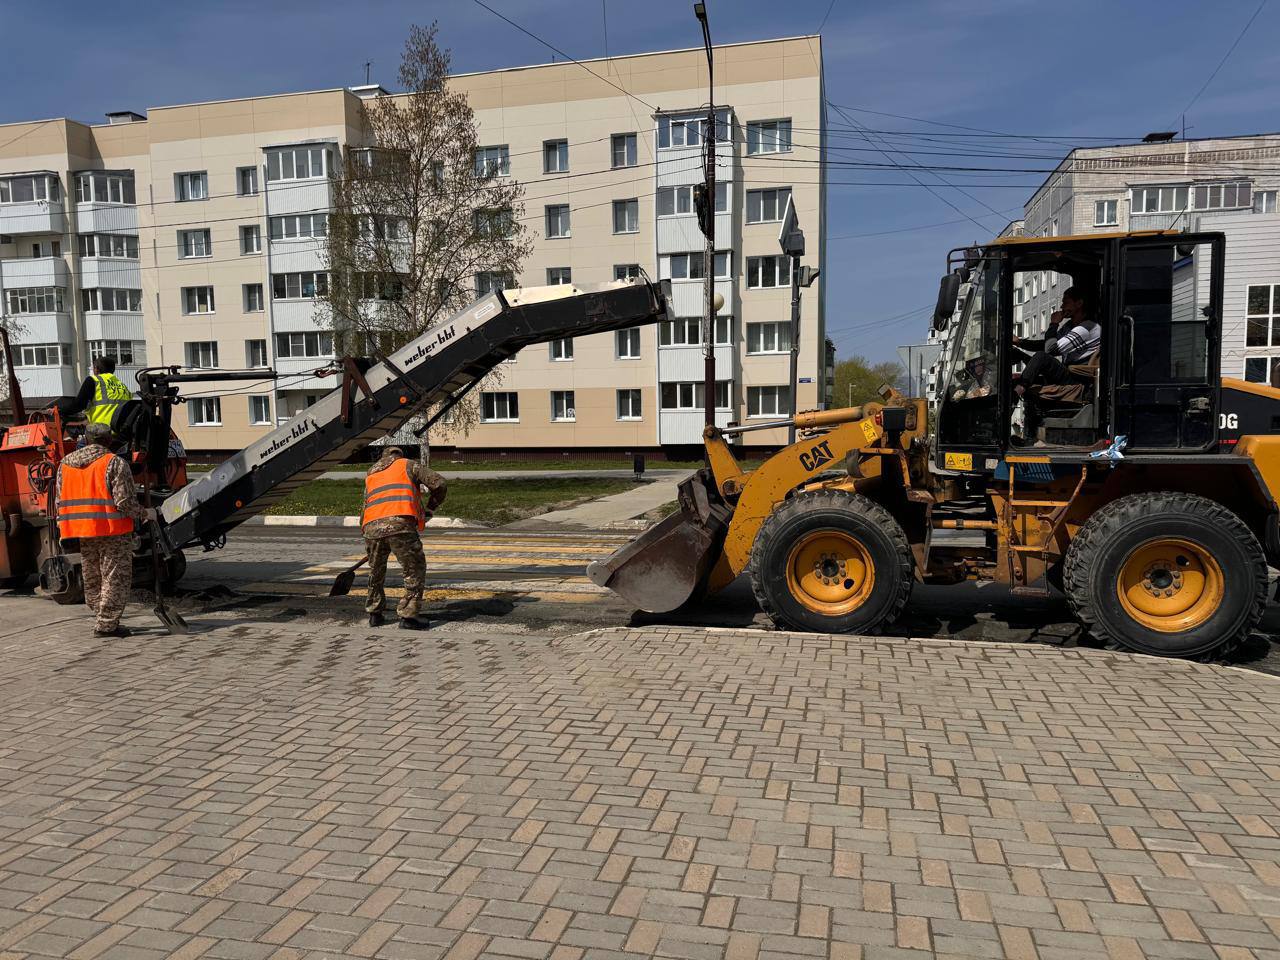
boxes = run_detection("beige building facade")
[0,36,827,455]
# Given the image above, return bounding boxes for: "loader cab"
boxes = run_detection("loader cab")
[933,231,1225,470]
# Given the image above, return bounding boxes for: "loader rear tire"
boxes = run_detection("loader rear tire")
[750,489,913,634]
[1064,492,1266,659]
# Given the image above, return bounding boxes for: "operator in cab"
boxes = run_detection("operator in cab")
[360,446,447,630]
[56,421,150,638]
[1012,286,1100,397]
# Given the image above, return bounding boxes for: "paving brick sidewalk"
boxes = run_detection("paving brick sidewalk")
[1,604,1280,959]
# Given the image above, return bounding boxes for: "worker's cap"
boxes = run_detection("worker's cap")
[85,422,113,444]
[385,446,405,459]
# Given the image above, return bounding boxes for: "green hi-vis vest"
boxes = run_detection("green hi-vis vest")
[87,373,132,426]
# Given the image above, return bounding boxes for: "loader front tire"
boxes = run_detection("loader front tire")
[750,489,913,634]
[1064,492,1266,659]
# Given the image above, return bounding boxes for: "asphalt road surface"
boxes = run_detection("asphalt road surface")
[166,525,1280,672]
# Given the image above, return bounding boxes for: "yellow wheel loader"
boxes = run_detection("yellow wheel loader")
[589,230,1280,659]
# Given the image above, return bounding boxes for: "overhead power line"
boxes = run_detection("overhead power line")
[1173,0,1268,123]
[470,0,659,111]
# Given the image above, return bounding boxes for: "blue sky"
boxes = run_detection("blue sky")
[2,0,1276,363]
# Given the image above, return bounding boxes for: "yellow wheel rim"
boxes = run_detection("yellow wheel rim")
[785,529,875,616]
[1115,538,1224,634]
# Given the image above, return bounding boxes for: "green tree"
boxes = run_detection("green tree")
[832,355,907,409]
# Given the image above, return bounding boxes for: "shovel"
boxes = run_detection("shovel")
[329,555,367,596]
[143,483,188,634]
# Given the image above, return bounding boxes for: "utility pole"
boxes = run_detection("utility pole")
[694,3,715,429]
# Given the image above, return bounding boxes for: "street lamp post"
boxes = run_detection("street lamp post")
[694,2,715,430]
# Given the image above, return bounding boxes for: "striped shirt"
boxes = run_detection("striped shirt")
[1050,321,1101,364]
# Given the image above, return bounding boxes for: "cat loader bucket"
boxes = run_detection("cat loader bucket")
[586,470,731,613]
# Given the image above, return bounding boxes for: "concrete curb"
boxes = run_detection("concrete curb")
[246,515,480,529]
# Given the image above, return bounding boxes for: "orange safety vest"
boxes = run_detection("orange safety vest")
[58,455,134,539]
[361,458,425,531]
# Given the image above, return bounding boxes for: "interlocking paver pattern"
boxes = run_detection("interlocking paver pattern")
[1,610,1280,959]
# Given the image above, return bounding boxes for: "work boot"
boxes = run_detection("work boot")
[398,616,430,631]
[368,612,386,628]
[93,625,132,638]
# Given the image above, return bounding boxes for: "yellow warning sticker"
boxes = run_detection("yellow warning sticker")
[944,451,973,471]
[860,420,878,444]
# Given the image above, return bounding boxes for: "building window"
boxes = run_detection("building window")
[78,234,138,258]
[266,146,331,182]
[1246,285,1280,348]
[551,390,576,422]
[481,391,519,422]
[4,286,65,314]
[545,204,571,239]
[550,338,574,361]
[88,340,146,366]
[616,388,642,420]
[664,251,731,280]
[474,145,510,178]
[269,213,328,239]
[12,343,69,367]
[746,188,791,224]
[237,166,259,196]
[245,339,268,367]
[271,272,328,299]
[73,172,133,204]
[474,207,514,238]
[747,119,792,155]
[249,395,272,425]
[182,287,216,315]
[660,381,730,410]
[189,397,222,426]
[547,267,572,286]
[747,385,792,418]
[1194,181,1251,211]
[1130,185,1188,214]
[746,321,791,354]
[81,288,142,312]
[175,172,208,201]
[475,271,514,296]
[275,331,334,359]
[240,225,261,255]
[1244,356,1280,385]
[658,317,729,346]
[1255,190,1278,214]
[616,328,641,359]
[1,174,61,204]
[746,255,791,289]
[543,139,569,174]
[184,341,218,369]
[178,229,212,259]
[613,199,639,234]
[657,113,720,149]
[1094,199,1118,226]
[614,263,641,281]
[244,285,265,313]
[657,183,726,218]
[611,133,637,169]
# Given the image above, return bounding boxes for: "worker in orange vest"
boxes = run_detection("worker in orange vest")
[56,421,149,637]
[361,446,447,629]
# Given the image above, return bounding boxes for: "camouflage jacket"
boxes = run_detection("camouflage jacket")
[362,453,447,539]
[56,445,147,524]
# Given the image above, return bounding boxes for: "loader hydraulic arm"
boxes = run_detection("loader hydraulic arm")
[157,280,672,550]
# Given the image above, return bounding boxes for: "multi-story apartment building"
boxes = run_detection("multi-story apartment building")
[0,36,827,456]
[1013,134,1280,382]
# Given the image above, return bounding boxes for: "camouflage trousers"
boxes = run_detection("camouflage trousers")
[81,534,134,632]
[365,532,426,618]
